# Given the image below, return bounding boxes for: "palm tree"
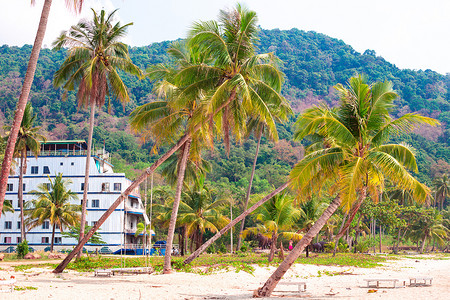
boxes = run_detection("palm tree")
[433,174,449,210]
[26,173,80,252]
[256,74,438,296]
[236,104,292,251]
[52,9,141,258]
[242,192,301,262]
[6,103,46,241]
[409,208,447,253]
[54,3,288,273]
[0,0,84,217]
[177,176,230,252]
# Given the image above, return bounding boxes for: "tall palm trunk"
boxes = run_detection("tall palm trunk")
[268,231,277,262]
[78,102,96,259]
[0,0,53,214]
[163,139,191,274]
[379,224,382,253]
[18,149,27,241]
[50,223,56,252]
[54,94,237,273]
[236,128,262,251]
[183,182,289,265]
[256,196,341,297]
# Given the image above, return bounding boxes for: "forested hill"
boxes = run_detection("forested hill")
[0,28,449,190]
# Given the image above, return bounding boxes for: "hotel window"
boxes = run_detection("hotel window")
[23,183,26,191]
[92,199,99,208]
[31,166,39,174]
[43,166,50,174]
[4,221,12,229]
[81,183,88,191]
[42,221,50,229]
[17,200,25,208]
[45,183,51,190]
[17,237,22,244]
[114,183,122,191]
[60,162,63,166]
[4,237,11,244]
[71,162,74,166]
[6,183,13,191]
[101,183,110,192]
[81,199,88,208]
[92,221,97,227]
[17,221,21,229]
[54,237,62,244]
[42,237,49,244]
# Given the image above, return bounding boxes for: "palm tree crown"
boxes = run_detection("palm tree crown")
[291,74,439,211]
[26,173,80,251]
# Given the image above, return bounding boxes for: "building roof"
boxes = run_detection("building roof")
[41,140,87,145]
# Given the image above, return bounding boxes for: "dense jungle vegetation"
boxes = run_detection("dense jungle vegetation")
[0,28,449,197]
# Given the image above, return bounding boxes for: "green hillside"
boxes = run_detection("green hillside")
[0,28,449,194]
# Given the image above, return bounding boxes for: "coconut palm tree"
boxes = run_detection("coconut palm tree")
[178,176,230,252]
[255,74,438,296]
[409,208,447,253]
[5,103,46,241]
[26,173,80,252]
[236,104,292,251]
[0,0,84,217]
[242,192,301,262]
[433,174,449,210]
[54,3,287,273]
[53,8,141,258]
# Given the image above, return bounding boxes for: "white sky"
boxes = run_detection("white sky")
[0,0,449,74]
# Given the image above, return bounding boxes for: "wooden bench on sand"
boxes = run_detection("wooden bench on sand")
[111,267,153,275]
[94,269,112,277]
[409,277,433,287]
[278,281,307,292]
[363,279,400,288]
[0,278,16,293]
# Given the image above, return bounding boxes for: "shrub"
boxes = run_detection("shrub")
[17,240,29,258]
[218,243,227,254]
[206,244,217,254]
[355,240,370,253]
[338,242,349,253]
[240,241,249,253]
[323,242,335,253]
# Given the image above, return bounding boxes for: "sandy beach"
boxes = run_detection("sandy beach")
[1,255,449,299]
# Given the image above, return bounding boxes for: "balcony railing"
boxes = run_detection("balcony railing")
[29,149,110,159]
[124,204,145,214]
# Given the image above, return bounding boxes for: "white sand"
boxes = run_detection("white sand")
[1,256,449,299]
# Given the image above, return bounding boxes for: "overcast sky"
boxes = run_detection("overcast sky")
[1,0,449,74]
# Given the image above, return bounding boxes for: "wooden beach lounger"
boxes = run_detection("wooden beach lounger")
[409,277,433,286]
[94,269,112,277]
[278,281,307,292]
[363,279,400,288]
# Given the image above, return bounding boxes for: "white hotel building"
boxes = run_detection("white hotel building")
[0,140,148,252]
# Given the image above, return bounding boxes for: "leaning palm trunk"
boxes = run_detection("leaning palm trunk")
[18,149,27,241]
[53,133,192,273]
[255,196,341,297]
[183,182,289,265]
[78,102,96,259]
[163,139,191,274]
[0,0,53,214]
[236,129,262,251]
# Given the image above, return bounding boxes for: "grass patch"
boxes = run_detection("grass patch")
[295,253,389,268]
[12,252,396,274]
[14,286,38,291]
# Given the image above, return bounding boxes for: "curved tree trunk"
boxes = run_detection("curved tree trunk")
[255,196,341,297]
[236,128,262,251]
[18,150,26,241]
[0,0,53,214]
[163,139,191,274]
[78,102,96,259]
[183,182,289,265]
[50,223,56,252]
